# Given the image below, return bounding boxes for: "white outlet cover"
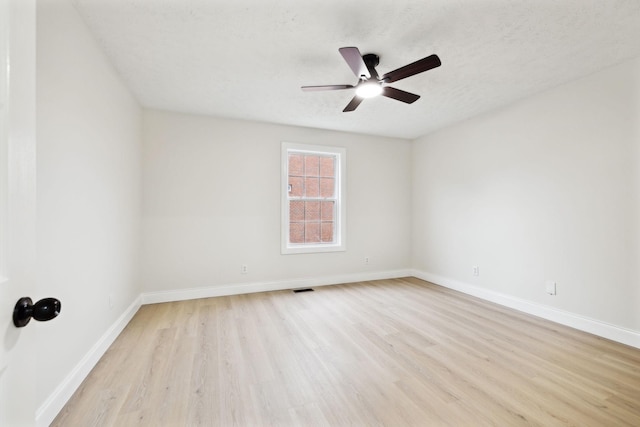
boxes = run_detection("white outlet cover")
[545,281,556,295]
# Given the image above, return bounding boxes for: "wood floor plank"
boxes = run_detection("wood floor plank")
[51,278,640,426]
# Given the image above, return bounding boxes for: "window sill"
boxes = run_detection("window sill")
[281,243,346,255]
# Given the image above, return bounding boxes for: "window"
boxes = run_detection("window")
[281,142,346,254]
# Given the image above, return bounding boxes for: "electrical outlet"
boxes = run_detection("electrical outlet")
[473,266,480,276]
[546,281,556,295]
[241,264,248,274]
[108,294,114,309]
[365,257,370,265]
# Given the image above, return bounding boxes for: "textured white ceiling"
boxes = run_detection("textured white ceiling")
[71,0,640,139]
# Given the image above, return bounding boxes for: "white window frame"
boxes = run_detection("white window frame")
[281,142,346,254]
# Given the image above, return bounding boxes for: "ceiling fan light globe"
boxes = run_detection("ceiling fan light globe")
[355,82,383,98]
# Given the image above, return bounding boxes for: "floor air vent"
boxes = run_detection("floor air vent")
[293,288,314,293]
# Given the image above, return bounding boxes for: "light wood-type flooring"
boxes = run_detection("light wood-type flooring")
[52,277,640,426]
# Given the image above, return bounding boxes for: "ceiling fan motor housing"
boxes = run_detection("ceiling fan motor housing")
[362,54,380,78]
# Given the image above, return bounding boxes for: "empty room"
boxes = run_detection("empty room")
[2,0,640,425]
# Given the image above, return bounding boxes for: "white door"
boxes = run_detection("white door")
[0,0,38,425]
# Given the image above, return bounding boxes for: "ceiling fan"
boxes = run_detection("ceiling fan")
[301,47,441,112]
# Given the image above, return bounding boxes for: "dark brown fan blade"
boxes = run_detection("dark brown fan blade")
[301,84,355,91]
[381,54,441,84]
[382,87,420,104]
[343,96,364,112]
[339,47,371,79]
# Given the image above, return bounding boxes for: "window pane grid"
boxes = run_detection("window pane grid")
[288,152,337,245]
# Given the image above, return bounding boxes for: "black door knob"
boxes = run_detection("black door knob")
[13,297,62,328]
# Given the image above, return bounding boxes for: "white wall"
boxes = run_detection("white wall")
[36,0,142,418]
[142,110,411,295]
[412,58,640,333]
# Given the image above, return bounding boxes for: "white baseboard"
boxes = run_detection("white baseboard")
[36,296,142,427]
[141,269,412,305]
[411,269,640,350]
